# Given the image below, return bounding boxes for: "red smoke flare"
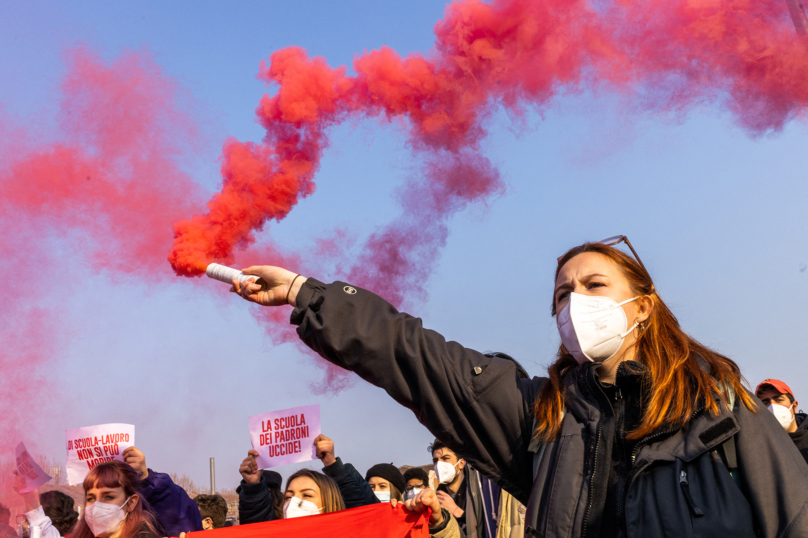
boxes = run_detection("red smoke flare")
[169,0,808,300]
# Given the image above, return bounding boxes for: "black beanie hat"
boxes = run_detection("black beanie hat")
[365,463,406,493]
[263,470,283,489]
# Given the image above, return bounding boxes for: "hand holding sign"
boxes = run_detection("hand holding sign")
[248,405,320,468]
[13,471,41,512]
[313,434,336,467]
[122,447,148,480]
[14,442,51,494]
[239,450,262,485]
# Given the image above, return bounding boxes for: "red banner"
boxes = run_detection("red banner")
[186,504,430,538]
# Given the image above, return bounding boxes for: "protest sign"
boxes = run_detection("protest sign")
[249,405,320,468]
[186,503,429,538]
[65,423,135,485]
[15,442,51,493]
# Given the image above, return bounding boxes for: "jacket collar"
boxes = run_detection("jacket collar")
[563,360,647,423]
[563,359,740,468]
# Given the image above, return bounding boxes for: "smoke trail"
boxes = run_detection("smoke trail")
[171,0,808,276]
[168,0,808,396]
[0,47,205,509]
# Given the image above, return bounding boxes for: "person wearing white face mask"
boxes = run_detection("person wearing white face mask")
[281,469,345,519]
[430,441,472,534]
[68,461,160,538]
[365,464,406,504]
[756,379,808,465]
[402,468,429,501]
[232,237,808,537]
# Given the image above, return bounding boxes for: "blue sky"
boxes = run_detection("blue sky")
[1,0,806,491]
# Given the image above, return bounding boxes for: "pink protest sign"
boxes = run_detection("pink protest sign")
[65,423,135,485]
[249,405,320,468]
[15,442,51,493]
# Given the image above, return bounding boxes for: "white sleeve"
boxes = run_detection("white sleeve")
[25,506,62,538]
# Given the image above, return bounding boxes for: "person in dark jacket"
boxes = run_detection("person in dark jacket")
[755,379,808,464]
[312,433,402,507]
[431,439,499,538]
[231,236,808,537]
[122,447,203,536]
[236,450,284,523]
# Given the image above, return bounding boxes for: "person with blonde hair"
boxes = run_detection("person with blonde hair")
[282,469,345,518]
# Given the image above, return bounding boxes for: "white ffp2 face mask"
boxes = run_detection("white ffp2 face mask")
[404,487,423,501]
[84,497,131,537]
[557,293,639,364]
[283,497,323,519]
[374,491,391,502]
[767,403,794,429]
[435,460,461,484]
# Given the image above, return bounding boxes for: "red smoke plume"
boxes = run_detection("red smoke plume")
[0,46,204,485]
[169,0,808,304]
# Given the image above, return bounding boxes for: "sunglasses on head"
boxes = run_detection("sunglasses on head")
[557,235,651,280]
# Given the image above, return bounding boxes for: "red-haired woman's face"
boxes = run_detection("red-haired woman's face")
[554,252,653,369]
[555,252,637,311]
[85,484,131,509]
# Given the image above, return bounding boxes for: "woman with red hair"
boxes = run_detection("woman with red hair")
[71,461,161,538]
[232,236,808,537]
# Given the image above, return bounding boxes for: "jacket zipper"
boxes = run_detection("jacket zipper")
[615,387,626,535]
[581,367,606,538]
[679,469,704,517]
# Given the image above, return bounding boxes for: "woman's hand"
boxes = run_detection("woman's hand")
[239,450,262,485]
[313,434,336,467]
[122,447,149,480]
[230,266,307,307]
[398,488,444,527]
[12,472,40,512]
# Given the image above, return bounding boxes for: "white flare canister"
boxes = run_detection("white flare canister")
[206,263,261,285]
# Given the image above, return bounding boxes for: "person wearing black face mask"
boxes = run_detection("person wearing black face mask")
[231,238,808,537]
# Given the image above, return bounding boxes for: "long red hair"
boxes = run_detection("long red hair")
[72,462,160,538]
[533,242,756,442]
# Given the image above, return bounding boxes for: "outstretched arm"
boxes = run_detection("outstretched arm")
[231,267,543,503]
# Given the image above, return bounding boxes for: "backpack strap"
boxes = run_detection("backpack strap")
[715,382,741,486]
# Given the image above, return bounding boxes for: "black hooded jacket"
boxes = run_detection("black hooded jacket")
[236,471,282,524]
[790,413,808,464]
[291,279,808,538]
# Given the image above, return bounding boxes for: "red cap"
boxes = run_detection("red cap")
[755,378,794,399]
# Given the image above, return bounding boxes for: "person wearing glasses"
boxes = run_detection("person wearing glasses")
[229,237,808,537]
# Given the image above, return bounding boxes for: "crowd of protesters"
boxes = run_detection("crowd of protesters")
[6,236,808,537]
[6,373,808,538]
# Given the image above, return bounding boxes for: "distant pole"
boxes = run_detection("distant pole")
[210,457,216,494]
[785,0,808,37]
